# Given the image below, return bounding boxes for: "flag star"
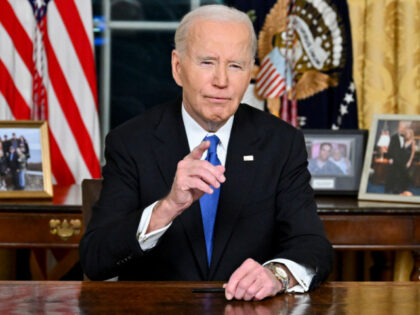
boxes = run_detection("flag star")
[340,104,349,116]
[349,82,355,92]
[332,124,339,130]
[344,93,354,104]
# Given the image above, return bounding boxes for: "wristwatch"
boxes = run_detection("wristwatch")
[266,263,290,293]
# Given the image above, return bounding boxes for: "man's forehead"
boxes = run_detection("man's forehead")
[186,20,251,58]
[188,19,250,43]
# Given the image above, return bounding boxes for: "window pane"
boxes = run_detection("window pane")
[110,31,181,128]
[111,0,191,21]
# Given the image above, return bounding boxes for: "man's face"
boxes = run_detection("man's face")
[398,122,409,135]
[172,19,253,131]
[332,148,342,161]
[318,144,332,162]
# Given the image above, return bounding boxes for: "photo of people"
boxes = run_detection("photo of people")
[365,119,420,197]
[306,139,354,176]
[0,128,43,191]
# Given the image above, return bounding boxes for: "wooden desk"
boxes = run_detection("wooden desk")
[0,185,82,280]
[318,196,420,281]
[0,187,419,280]
[317,196,420,250]
[0,281,418,314]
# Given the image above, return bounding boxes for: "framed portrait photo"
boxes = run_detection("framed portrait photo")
[303,130,367,195]
[0,120,53,198]
[359,114,420,203]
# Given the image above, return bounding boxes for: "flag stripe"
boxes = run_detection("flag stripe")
[256,63,273,87]
[0,91,14,120]
[43,29,100,178]
[54,0,98,108]
[48,128,76,185]
[267,84,285,99]
[257,68,276,93]
[261,74,280,96]
[266,80,284,97]
[0,60,31,119]
[0,22,33,109]
[1,0,102,184]
[47,2,100,155]
[0,1,33,71]
[258,57,270,73]
[48,86,93,182]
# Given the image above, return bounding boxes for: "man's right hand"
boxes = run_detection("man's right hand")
[147,140,226,233]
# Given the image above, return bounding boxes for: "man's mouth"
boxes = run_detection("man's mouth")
[205,96,231,103]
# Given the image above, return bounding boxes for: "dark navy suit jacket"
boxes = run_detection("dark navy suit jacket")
[80,100,333,290]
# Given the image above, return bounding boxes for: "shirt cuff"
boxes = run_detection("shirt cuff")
[137,201,172,250]
[263,258,315,293]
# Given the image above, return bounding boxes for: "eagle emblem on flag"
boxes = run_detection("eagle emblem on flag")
[257,0,347,117]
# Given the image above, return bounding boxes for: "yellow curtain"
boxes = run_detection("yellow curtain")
[348,0,420,129]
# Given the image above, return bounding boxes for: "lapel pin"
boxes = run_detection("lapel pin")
[243,155,254,161]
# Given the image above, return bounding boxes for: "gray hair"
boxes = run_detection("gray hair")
[174,5,257,60]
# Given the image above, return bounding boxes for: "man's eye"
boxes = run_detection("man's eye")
[230,64,242,70]
[201,61,213,65]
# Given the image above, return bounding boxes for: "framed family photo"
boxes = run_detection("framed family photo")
[0,121,53,198]
[359,114,420,203]
[303,130,367,195]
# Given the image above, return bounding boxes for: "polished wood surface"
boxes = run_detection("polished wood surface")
[0,185,82,248]
[0,281,418,314]
[317,196,420,250]
[0,186,82,280]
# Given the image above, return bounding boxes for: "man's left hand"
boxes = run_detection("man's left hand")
[223,258,282,301]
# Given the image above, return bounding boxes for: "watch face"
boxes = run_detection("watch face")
[274,266,288,279]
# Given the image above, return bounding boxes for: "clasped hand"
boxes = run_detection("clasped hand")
[224,258,283,301]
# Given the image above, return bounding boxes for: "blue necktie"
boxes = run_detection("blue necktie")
[199,135,221,266]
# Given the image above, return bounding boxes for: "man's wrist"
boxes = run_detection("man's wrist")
[147,199,177,233]
[265,263,290,293]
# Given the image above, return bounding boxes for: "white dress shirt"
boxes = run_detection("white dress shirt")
[136,104,314,292]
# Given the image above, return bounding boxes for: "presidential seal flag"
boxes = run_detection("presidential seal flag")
[227,0,358,129]
[0,0,101,184]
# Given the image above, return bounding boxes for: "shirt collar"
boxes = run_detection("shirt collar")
[181,103,234,153]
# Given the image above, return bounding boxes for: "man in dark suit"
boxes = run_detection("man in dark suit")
[385,121,411,194]
[80,5,332,301]
[6,146,19,189]
[2,135,10,157]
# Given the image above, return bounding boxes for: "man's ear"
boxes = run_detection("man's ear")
[171,50,183,87]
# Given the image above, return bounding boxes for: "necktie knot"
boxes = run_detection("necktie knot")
[204,135,220,161]
[204,135,220,155]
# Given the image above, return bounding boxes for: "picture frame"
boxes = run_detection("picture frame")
[359,114,420,203]
[303,129,367,195]
[0,120,53,198]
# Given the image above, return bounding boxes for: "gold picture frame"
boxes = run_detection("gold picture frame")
[0,120,53,198]
[358,114,420,203]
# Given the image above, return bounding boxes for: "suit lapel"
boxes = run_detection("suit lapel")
[153,101,189,188]
[152,100,208,279]
[209,105,261,279]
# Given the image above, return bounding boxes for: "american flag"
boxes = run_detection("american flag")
[255,48,292,99]
[0,0,100,184]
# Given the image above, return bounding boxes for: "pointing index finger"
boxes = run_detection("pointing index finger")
[184,140,210,161]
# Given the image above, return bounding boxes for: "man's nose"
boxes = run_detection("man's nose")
[212,65,228,88]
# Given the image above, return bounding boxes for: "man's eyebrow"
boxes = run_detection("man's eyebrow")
[197,56,249,66]
[198,56,218,61]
